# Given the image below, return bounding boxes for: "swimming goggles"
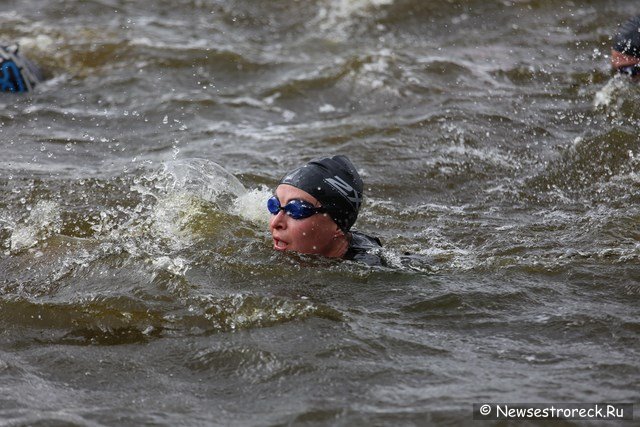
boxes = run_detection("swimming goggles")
[617,65,640,77]
[267,196,325,220]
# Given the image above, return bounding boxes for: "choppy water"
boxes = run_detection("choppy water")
[1,0,639,425]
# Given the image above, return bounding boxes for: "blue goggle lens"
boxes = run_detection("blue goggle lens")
[618,65,640,76]
[267,196,324,220]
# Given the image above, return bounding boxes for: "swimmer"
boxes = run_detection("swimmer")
[268,155,383,265]
[611,15,640,76]
[0,44,43,93]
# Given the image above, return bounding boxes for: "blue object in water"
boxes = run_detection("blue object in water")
[0,44,42,93]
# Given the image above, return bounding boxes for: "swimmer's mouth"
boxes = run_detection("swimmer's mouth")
[273,238,288,251]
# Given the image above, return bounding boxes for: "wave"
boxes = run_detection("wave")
[524,128,640,203]
[0,293,341,345]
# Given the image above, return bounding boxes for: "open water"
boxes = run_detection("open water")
[1,0,639,425]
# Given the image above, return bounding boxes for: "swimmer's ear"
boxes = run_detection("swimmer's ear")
[332,227,345,240]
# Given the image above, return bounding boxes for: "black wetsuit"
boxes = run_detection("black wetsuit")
[343,230,383,266]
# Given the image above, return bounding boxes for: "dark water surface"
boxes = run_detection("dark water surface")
[1,0,639,425]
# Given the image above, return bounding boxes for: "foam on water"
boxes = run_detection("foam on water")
[2,159,265,295]
[193,293,335,332]
[313,0,395,36]
[124,158,250,250]
[231,187,272,228]
[9,201,61,253]
[17,34,54,52]
[152,158,247,202]
[593,75,629,108]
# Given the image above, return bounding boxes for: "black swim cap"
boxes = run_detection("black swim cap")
[279,155,363,232]
[0,44,43,93]
[613,15,640,58]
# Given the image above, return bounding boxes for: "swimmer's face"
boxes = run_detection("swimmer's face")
[269,184,342,256]
[611,49,640,76]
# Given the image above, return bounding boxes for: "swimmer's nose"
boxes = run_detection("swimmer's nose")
[611,49,640,69]
[270,210,287,230]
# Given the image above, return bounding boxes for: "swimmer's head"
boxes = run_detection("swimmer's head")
[268,155,363,257]
[279,155,363,232]
[0,44,43,93]
[611,16,640,76]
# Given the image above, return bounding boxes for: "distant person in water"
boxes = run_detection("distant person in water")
[268,155,383,265]
[611,15,640,77]
[0,44,43,92]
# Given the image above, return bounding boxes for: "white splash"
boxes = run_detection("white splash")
[594,75,628,108]
[149,158,247,204]
[10,200,61,252]
[315,0,395,35]
[128,158,250,253]
[232,187,272,228]
[152,255,190,277]
[17,34,54,51]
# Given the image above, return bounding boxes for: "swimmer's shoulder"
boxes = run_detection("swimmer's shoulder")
[344,230,383,266]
